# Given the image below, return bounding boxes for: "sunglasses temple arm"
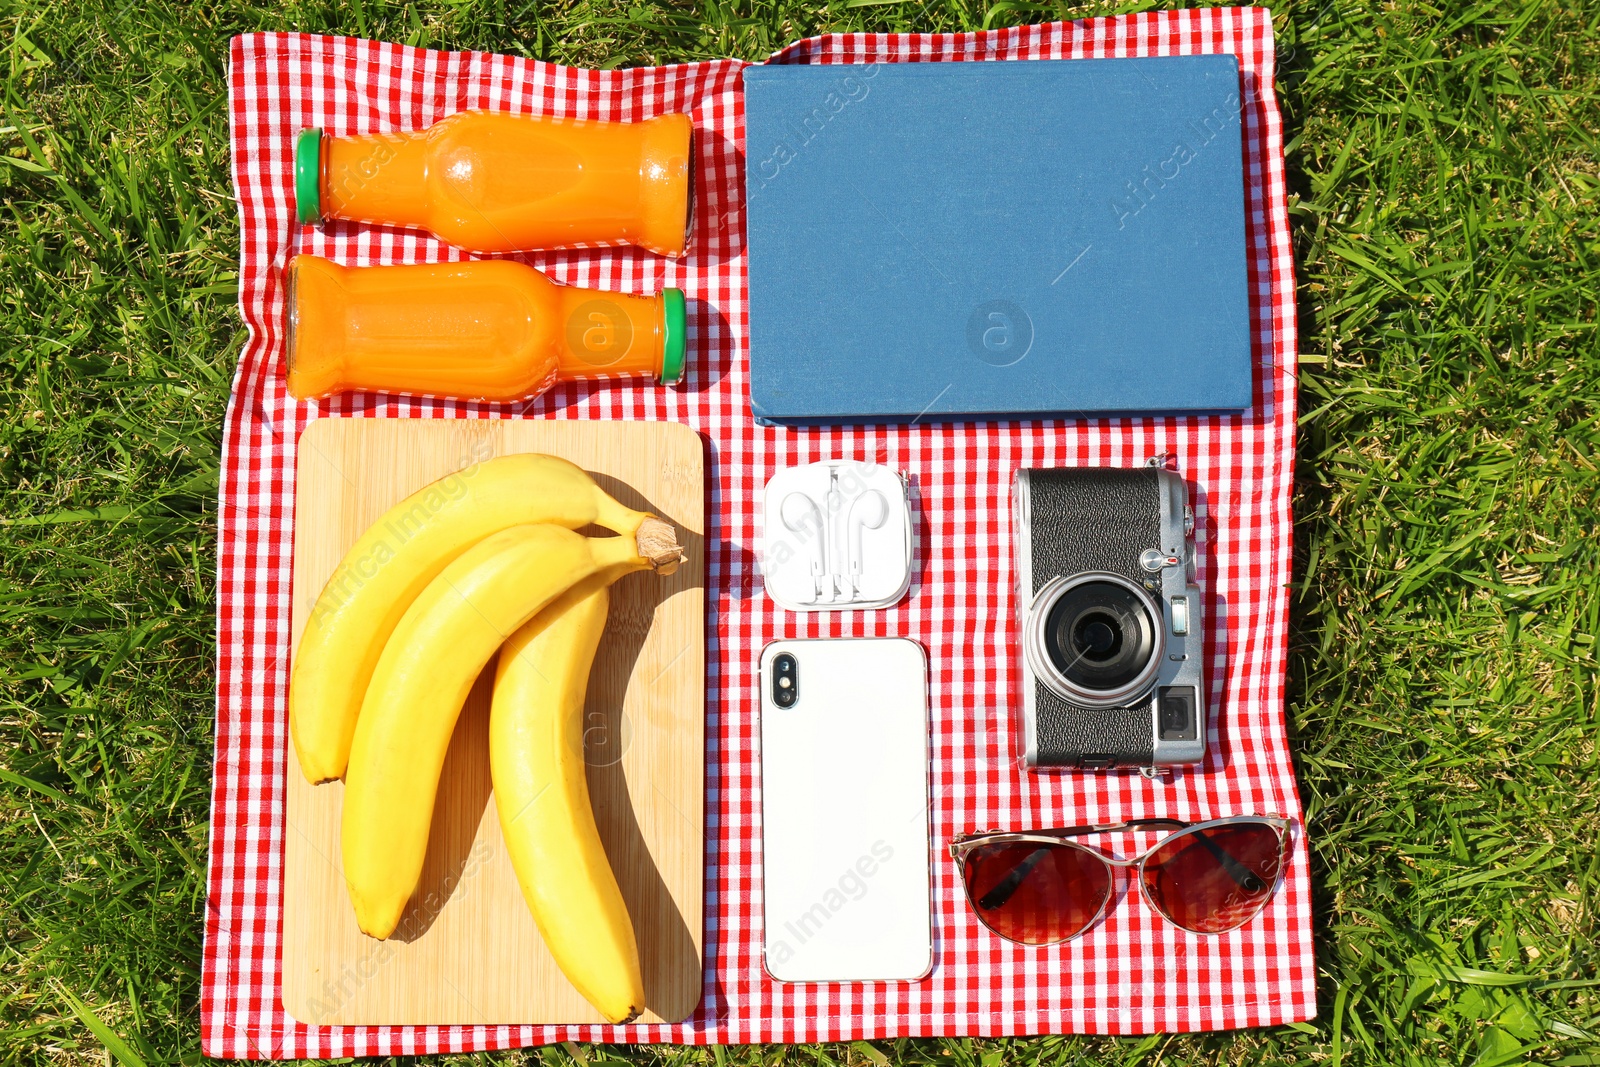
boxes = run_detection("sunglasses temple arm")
[1184,829,1267,892]
[974,847,1052,911]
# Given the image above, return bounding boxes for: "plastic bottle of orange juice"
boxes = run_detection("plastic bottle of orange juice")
[284,255,685,402]
[294,112,694,256]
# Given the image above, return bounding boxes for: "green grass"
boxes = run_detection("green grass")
[1,0,1596,1064]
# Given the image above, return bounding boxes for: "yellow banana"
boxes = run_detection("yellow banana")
[340,522,677,940]
[291,452,679,784]
[492,578,643,1024]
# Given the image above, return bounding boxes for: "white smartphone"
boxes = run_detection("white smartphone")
[758,637,932,983]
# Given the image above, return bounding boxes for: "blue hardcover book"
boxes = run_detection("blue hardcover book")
[742,58,1252,425]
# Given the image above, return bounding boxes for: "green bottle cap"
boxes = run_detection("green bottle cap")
[659,288,687,385]
[294,128,322,225]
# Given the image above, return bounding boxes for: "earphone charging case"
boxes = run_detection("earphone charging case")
[760,461,913,612]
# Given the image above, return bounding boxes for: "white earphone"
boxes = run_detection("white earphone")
[779,492,827,602]
[846,490,889,597]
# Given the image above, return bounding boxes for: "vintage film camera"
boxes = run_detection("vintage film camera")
[1012,464,1205,771]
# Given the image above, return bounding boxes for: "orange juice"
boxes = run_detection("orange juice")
[295,112,693,256]
[284,255,686,401]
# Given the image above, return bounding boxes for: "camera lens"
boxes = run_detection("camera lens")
[1042,579,1157,693]
[772,653,798,708]
[1073,613,1122,660]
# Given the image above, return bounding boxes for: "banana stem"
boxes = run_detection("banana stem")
[636,516,686,575]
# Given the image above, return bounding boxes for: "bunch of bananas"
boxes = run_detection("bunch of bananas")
[289,453,685,1024]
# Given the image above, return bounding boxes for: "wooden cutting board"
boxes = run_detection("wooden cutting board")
[282,418,704,1026]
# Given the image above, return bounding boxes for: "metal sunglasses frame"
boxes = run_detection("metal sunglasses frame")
[948,815,1293,944]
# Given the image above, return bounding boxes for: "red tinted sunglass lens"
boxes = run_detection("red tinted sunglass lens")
[1140,822,1285,934]
[961,841,1112,945]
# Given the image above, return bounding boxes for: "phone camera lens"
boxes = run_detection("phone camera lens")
[772,653,798,708]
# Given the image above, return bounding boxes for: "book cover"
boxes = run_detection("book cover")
[743,57,1253,424]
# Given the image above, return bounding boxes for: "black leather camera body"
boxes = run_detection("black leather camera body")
[1012,466,1205,770]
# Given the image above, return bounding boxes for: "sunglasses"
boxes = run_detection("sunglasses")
[950,815,1291,944]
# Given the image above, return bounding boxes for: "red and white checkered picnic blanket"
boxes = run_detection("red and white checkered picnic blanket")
[209,8,1312,1056]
